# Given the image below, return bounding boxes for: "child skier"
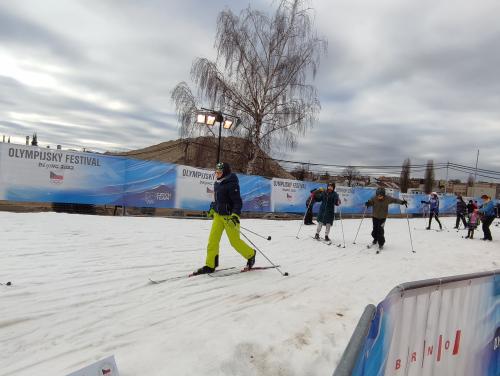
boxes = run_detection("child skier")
[465,210,480,239]
[365,187,407,251]
[194,162,255,275]
[314,183,340,242]
[421,192,442,230]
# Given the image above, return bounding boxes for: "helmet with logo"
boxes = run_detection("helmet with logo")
[215,162,231,177]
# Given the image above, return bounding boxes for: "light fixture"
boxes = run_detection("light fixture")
[206,114,217,126]
[223,119,233,129]
[196,114,206,124]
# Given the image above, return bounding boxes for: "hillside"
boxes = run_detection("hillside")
[108,136,294,179]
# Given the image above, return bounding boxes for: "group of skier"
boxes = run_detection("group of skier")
[194,161,497,275]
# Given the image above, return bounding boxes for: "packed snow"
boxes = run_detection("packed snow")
[1,212,499,376]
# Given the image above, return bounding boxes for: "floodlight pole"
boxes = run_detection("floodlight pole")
[217,117,222,164]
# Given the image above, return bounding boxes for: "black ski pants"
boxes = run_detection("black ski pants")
[428,212,442,229]
[304,206,314,225]
[371,218,386,246]
[455,213,467,228]
[482,216,495,240]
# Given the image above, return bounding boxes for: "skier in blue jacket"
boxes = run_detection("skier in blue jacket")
[421,192,442,230]
[478,194,495,241]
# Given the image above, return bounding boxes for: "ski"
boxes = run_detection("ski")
[208,265,281,278]
[149,267,236,284]
[311,236,332,245]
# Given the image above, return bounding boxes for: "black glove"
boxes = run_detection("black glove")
[420,200,426,204]
[365,201,370,207]
[230,214,240,225]
[401,200,408,207]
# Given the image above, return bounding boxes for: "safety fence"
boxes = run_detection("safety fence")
[333,269,500,376]
[0,143,486,214]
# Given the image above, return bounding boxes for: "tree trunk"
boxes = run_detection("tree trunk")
[246,145,263,175]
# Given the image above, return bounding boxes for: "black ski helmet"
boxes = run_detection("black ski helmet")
[376,187,386,196]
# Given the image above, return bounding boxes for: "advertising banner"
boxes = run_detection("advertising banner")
[352,274,500,376]
[238,174,271,212]
[0,144,126,205]
[66,355,119,376]
[175,165,215,210]
[271,178,310,213]
[123,159,176,208]
[441,194,458,214]
[400,193,428,215]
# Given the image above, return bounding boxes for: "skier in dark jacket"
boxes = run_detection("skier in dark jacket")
[194,162,255,275]
[314,183,340,241]
[365,187,407,251]
[454,195,467,229]
[421,192,442,230]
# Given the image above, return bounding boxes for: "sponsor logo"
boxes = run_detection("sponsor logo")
[145,191,172,204]
[286,193,293,201]
[394,330,461,370]
[50,171,64,184]
[207,187,214,194]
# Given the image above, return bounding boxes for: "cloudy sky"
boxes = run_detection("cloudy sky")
[1,0,499,181]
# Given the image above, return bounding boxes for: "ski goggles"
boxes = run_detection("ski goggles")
[215,162,224,171]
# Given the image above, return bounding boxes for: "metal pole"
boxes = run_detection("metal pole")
[444,161,449,194]
[217,120,222,164]
[474,149,479,186]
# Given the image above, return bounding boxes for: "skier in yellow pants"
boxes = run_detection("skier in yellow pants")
[194,162,255,275]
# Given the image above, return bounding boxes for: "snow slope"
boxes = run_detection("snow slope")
[1,212,498,375]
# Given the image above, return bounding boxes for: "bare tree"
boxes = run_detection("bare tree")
[399,158,411,193]
[171,0,327,174]
[424,160,435,194]
[342,165,360,187]
[291,165,307,181]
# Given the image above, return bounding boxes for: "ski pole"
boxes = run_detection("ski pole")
[353,206,367,244]
[239,231,289,276]
[403,205,416,253]
[339,207,346,248]
[296,194,315,239]
[240,225,271,241]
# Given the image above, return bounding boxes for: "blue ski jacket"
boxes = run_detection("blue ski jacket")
[478,201,496,217]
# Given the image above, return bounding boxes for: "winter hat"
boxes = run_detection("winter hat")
[216,162,231,177]
[480,194,490,199]
[376,187,386,196]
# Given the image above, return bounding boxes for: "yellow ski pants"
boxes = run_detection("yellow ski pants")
[205,213,254,268]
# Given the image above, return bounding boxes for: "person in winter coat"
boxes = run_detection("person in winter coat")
[304,188,320,225]
[466,200,476,216]
[454,195,467,229]
[194,162,255,275]
[314,183,340,241]
[465,209,480,239]
[477,194,495,241]
[421,192,442,230]
[365,187,407,250]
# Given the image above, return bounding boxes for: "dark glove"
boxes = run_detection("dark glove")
[420,200,426,203]
[365,201,370,207]
[230,213,240,225]
[402,200,408,207]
